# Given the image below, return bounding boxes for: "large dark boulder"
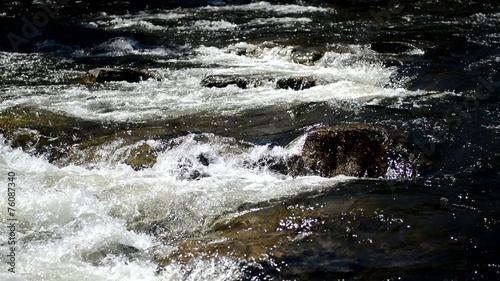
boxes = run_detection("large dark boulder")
[286,125,389,178]
[247,125,418,179]
[263,124,419,179]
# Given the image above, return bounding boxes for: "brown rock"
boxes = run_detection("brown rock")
[286,125,389,178]
[124,143,159,170]
[290,46,325,65]
[155,186,465,278]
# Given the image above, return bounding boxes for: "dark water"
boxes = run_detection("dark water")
[1,0,500,280]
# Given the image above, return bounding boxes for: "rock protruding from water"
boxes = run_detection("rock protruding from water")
[200,75,260,89]
[201,75,317,90]
[124,143,159,171]
[255,125,418,179]
[290,46,325,65]
[227,42,325,65]
[286,125,388,178]
[276,77,316,91]
[81,68,155,83]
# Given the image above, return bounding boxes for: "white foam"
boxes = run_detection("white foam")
[107,18,166,31]
[0,46,414,281]
[202,1,331,14]
[0,43,419,122]
[247,17,312,26]
[0,133,353,280]
[190,20,238,31]
[0,21,421,280]
[469,12,500,26]
[88,11,186,31]
[69,37,182,57]
[0,273,28,281]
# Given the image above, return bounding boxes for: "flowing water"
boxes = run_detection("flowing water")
[1,1,500,280]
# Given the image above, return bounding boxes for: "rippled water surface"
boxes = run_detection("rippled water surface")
[1,1,500,280]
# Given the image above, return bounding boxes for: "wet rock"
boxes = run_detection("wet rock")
[156,182,468,278]
[197,153,211,166]
[382,58,402,68]
[201,75,317,90]
[0,105,171,167]
[226,43,261,57]
[124,143,159,170]
[0,106,96,161]
[286,125,389,178]
[290,46,325,65]
[276,77,316,90]
[245,155,289,174]
[82,243,140,266]
[200,75,260,89]
[370,42,413,54]
[81,68,155,83]
[250,125,418,179]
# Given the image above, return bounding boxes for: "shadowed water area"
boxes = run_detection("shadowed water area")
[0,0,500,280]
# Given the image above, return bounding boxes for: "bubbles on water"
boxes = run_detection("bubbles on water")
[190,20,238,31]
[158,257,245,281]
[0,273,29,281]
[0,132,350,280]
[200,2,331,14]
[247,17,312,27]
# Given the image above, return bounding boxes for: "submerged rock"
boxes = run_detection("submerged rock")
[0,106,98,162]
[81,68,155,83]
[156,182,468,279]
[0,105,168,168]
[156,194,347,267]
[124,143,159,170]
[82,243,140,266]
[201,75,317,90]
